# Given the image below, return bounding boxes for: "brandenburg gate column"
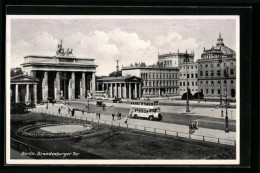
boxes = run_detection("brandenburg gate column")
[114,83,118,98]
[34,84,37,104]
[123,84,127,98]
[55,72,61,100]
[134,83,137,98]
[92,72,96,96]
[71,72,75,99]
[110,83,113,98]
[43,71,48,100]
[25,84,29,103]
[82,72,86,99]
[129,83,132,99]
[118,83,122,98]
[15,84,19,103]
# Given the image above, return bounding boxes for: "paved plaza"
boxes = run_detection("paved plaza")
[34,103,237,145]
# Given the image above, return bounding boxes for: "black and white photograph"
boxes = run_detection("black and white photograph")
[6,15,240,165]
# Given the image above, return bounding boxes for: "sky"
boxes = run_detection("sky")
[8,16,237,76]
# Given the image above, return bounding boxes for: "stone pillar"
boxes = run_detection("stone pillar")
[129,83,132,99]
[55,72,61,100]
[69,79,72,99]
[25,84,29,103]
[115,83,118,98]
[135,83,137,98]
[123,84,127,98]
[139,83,142,98]
[82,72,86,99]
[43,71,48,100]
[71,72,75,99]
[118,83,122,98]
[110,83,113,98]
[34,84,37,104]
[15,84,19,103]
[92,72,96,96]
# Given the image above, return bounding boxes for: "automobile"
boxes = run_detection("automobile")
[25,102,36,109]
[96,101,106,107]
[11,103,27,114]
[215,103,231,109]
[112,98,122,103]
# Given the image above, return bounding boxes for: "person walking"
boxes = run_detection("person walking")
[98,113,101,119]
[118,111,121,120]
[194,119,199,130]
[112,113,115,121]
[58,107,61,114]
[71,108,75,117]
[189,121,193,134]
[68,107,71,114]
[124,116,128,124]
[82,110,84,116]
[46,103,48,110]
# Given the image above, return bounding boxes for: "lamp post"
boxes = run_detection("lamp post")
[224,66,229,133]
[218,53,224,117]
[184,50,190,112]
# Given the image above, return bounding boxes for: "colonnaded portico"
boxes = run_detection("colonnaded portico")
[21,44,97,102]
[96,76,142,99]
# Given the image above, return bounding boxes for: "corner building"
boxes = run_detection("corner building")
[197,34,236,98]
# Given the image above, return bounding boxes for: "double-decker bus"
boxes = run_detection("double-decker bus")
[129,100,162,121]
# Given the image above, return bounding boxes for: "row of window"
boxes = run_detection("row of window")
[180,89,198,92]
[144,88,178,94]
[140,73,178,80]
[200,69,234,77]
[145,81,178,87]
[180,65,197,70]
[199,80,234,86]
[180,73,198,78]
[199,61,234,68]
[180,81,198,87]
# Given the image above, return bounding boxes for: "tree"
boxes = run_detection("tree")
[181,89,193,100]
[193,92,204,99]
[11,67,23,77]
[109,70,122,77]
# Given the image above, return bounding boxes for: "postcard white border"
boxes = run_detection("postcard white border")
[6,15,240,165]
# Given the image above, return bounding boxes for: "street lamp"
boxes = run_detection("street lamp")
[224,66,229,133]
[184,50,190,112]
[218,53,224,117]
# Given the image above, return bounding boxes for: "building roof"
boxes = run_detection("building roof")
[97,76,142,83]
[11,74,39,84]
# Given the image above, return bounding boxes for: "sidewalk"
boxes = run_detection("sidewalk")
[34,104,236,146]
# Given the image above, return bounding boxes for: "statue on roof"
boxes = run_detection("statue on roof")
[56,40,65,56]
[65,48,73,56]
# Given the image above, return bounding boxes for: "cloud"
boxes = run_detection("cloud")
[154,32,199,54]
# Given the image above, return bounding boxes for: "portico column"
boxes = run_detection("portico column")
[102,84,105,91]
[92,72,96,96]
[82,72,86,99]
[34,84,37,104]
[115,83,118,98]
[123,84,127,98]
[129,83,132,99]
[43,71,48,100]
[139,83,142,98]
[71,72,75,99]
[55,72,61,100]
[118,83,122,98]
[15,84,19,103]
[110,83,113,98]
[135,83,137,98]
[25,84,29,103]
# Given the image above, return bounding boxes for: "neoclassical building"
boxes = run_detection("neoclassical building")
[96,76,143,99]
[122,64,179,97]
[16,41,97,103]
[197,34,236,98]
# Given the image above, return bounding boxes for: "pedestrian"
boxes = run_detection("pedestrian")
[118,111,121,120]
[98,113,101,119]
[58,107,61,114]
[205,98,206,103]
[46,103,48,110]
[82,110,84,116]
[112,113,115,120]
[194,119,199,130]
[124,116,128,124]
[52,101,54,106]
[189,121,193,134]
[68,107,71,114]
[102,104,106,111]
[71,108,75,117]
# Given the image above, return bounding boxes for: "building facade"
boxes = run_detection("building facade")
[179,61,198,95]
[197,34,236,98]
[122,64,179,97]
[158,50,195,67]
[21,41,97,102]
[96,76,142,99]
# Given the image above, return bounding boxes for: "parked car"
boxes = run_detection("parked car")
[112,98,122,103]
[215,103,231,109]
[11,103,27,114]
[96,101,106,107]
[26,102,36,109]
